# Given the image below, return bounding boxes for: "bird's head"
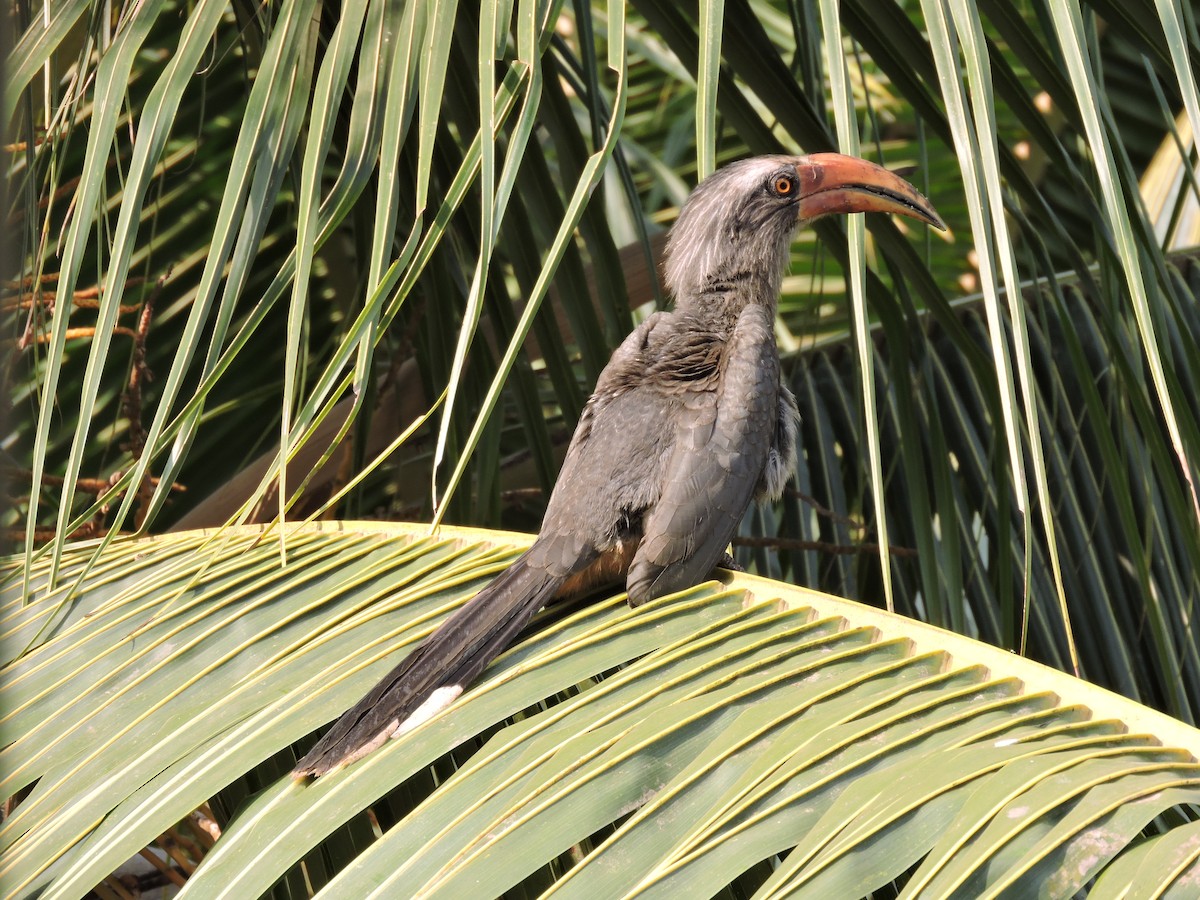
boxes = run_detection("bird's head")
[663,153,945,306]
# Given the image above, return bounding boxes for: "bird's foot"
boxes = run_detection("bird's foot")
[717,551,744,572]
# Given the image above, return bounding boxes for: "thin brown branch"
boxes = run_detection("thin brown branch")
[5,174,82,227]
[1,287,145,315]
[96,876,137,900]
[1,272,60,288]
[11,325,138,347]
[137,846,188,887]
[732,535,918,558]
[123,268,170,528]
[0,465,185,495]
[784,486,867,531]
[158,829,197,878]
[2,523,101,543]
[499,487,546,504]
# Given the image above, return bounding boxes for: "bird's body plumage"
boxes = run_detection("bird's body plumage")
[293,154,942,779]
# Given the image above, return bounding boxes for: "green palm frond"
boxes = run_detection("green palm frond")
[2,524,1197,898]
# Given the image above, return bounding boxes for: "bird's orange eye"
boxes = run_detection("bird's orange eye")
[773,175,795,196]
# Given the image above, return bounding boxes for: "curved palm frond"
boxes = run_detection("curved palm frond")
[1,523,1198,898]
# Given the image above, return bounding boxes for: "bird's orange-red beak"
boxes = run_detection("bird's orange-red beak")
[796,153,945,230]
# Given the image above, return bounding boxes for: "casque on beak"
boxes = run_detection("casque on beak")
[795,152,946,230]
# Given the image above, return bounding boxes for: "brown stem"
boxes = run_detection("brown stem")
[732,535,918,558]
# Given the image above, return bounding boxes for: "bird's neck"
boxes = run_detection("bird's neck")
[675,265,783,324]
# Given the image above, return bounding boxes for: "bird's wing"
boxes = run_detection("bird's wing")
[528,313,675,574]
[626,304,778,604]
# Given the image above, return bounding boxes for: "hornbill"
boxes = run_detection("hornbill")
[293,153,944,779]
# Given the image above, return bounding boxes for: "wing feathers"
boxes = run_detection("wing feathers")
[626,305,779,605]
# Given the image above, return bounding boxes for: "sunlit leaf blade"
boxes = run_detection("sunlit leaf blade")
[1,523,1197,897]
[819,0,892,612]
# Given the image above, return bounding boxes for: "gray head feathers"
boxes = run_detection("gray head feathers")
[663,156,804,307]
[661,153,945,310]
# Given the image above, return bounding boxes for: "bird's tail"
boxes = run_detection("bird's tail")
[292,555,563,779]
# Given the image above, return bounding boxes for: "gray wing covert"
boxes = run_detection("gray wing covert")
[528,313,673,577]
[626,304,779,605]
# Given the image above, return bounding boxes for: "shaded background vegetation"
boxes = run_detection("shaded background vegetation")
[5,0,1200,892]
[6,0,1200,717]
